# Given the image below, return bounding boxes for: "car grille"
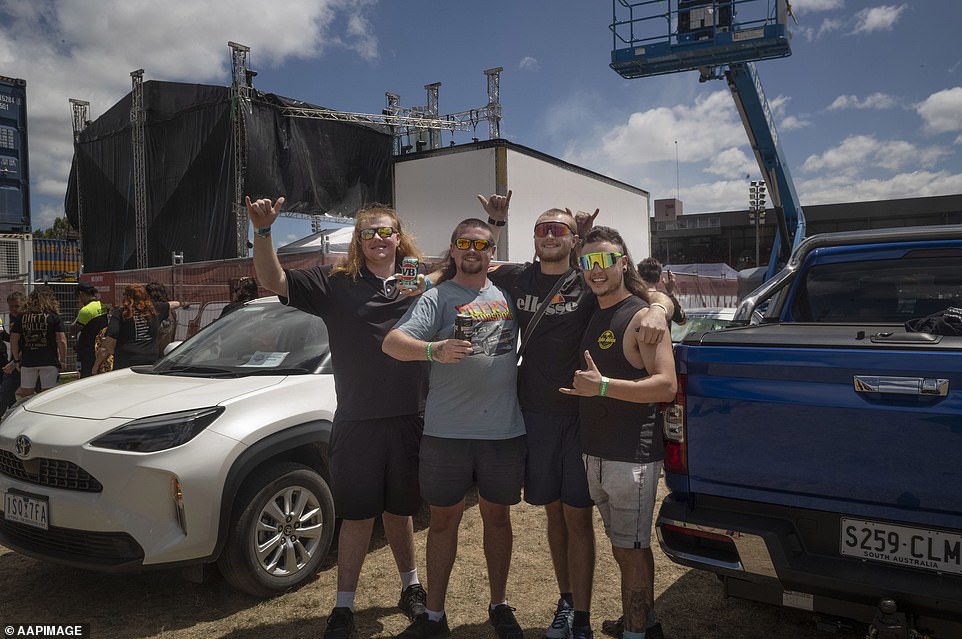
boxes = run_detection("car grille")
[0,519,144,566]
[0,450,103,492]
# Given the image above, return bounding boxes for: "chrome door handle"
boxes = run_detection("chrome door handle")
[853,376,949,396]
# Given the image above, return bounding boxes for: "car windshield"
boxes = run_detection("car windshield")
[152,300,331,376]
[671,310,738,343]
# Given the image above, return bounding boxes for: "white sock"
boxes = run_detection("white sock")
[335,591,355,611]
[489,600,508,611]
[426,608,445,622]
[400,568,420,589]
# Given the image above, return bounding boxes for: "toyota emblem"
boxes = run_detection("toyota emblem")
[14,434,31,458]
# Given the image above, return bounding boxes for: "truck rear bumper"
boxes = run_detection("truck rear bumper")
[656,493,962,635]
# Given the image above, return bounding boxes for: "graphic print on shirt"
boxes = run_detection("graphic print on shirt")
[515,291,580,317]
[133,313,152,342]
[597,329,617,350]
[455,300,515,356]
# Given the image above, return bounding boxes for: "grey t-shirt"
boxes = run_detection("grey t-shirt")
[394,279,525,440]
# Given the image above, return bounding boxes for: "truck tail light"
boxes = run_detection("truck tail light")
[663,373,688,475]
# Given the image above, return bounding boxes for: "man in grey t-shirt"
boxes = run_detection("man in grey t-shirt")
[383,218,526,639]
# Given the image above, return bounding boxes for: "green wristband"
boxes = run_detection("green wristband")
[598,376,609,397]
[426,342,433,362]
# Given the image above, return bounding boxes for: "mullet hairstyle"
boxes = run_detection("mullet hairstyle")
[25,285,60,315]
[581,226,651,301]
[121,283,158,320]
[437,218,493,283]
[331,203,424,281]
[533,208,579,269]
[637,256,664,286]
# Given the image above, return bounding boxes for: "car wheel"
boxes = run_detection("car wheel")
[218,462,335,597]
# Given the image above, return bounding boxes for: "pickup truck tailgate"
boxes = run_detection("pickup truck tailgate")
[678,324,962,529]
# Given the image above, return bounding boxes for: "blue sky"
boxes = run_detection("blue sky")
[2,0,961,247]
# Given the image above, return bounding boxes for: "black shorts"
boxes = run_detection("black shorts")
[419,435,526,507]
[522,411,593,508]
[329,414,423,520]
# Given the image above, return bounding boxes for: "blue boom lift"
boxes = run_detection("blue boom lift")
[610,0,805,280]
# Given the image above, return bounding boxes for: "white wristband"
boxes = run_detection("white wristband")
[649,302,670,321]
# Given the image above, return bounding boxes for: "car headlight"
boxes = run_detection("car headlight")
[91,407,225,452]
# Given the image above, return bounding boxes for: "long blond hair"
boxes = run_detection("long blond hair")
[331,204,424,280]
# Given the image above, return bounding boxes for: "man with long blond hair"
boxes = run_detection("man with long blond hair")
[247,196,428,639]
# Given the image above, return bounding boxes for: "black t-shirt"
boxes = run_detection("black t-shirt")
[12,311,66,367]
[488,262,597,415]
[578,295,663,463]
[107,301,170,369]
[283,264,427,422]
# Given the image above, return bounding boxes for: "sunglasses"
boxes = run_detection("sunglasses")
[578,251,623,271]
[533,222,574,238]
[359,226,398,240]
[454,237,493,251]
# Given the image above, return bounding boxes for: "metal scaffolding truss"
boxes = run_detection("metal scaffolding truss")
[69,98,90,266]
[229,41,253,258]
[129,70,148,269]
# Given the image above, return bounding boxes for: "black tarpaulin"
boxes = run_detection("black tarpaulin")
[66,81,393,272]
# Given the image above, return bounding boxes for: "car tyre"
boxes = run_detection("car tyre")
[218,461,335,597]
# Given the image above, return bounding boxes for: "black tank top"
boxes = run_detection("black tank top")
[578,295,664,463]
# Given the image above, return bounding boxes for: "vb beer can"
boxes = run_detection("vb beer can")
[399,256,419,290]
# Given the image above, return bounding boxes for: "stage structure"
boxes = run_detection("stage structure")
[66,42,504,270]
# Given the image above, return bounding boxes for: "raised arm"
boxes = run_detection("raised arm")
[476,189,511,245]
[247,196,289,298]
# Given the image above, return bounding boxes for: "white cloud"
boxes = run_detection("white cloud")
[564,90,745,171]
[852,4,907,34]
[790,0,845,13]
[827,92,898,110]
[704,148,755,178]
[0,0,377,223]
[801,135,949,176]
[916,87,962,135]
[519,56,540,72]
[797,17,844,42]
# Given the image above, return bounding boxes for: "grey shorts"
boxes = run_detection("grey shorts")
[584,455,662,549]
[522,411,592,508]
[419,435,526,507]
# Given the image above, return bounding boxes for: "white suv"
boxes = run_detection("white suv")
[0,297,337,597]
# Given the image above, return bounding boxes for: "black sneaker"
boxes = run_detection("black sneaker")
[398,583,428,620]
[489,604,523,639]
[323,607,356,639]
[572,626,594,639]
[544,597,574,638]
[396,612,450,638]
[646,622,664,639]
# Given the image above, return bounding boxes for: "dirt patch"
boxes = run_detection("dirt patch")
[0,479,864,638]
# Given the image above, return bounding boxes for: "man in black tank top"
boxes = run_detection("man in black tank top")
[561,227,677,639]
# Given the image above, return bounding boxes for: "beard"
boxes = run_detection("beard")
[458,255,485,274]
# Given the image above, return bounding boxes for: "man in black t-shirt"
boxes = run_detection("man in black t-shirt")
[480,193,672,639]
[248,196,428,639]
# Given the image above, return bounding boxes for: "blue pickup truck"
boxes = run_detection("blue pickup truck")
[658,225,962,638]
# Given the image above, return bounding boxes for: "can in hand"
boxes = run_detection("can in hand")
[399,256,419,290]
[454,313,474,341]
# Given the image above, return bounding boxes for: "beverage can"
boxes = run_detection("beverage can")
[454,313,474,341]
[399,256,419,289]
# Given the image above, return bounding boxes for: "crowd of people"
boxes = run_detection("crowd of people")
[0,280,199,412]
[246,190,682,639]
